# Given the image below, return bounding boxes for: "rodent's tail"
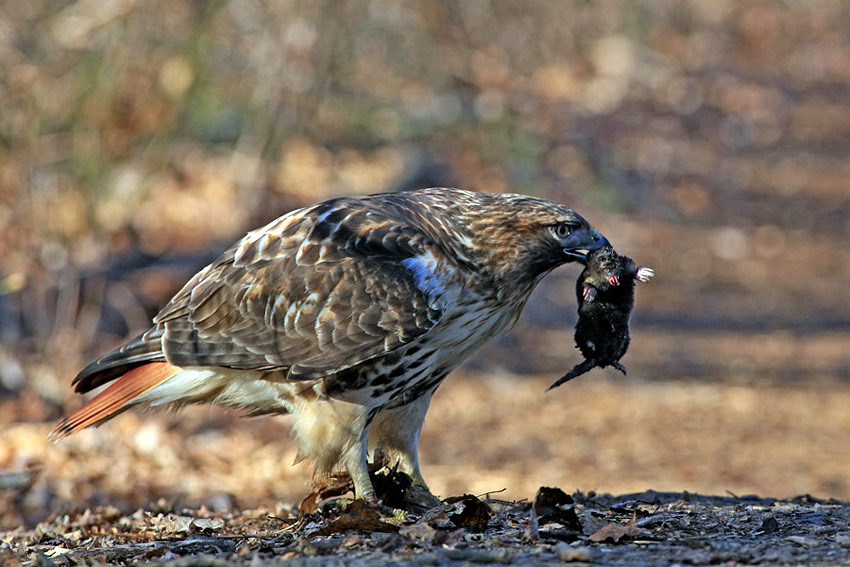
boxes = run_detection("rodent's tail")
[546,358,597,391]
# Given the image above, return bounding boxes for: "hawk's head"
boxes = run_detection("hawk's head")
[470,192,608,283]
[403,189,609,291]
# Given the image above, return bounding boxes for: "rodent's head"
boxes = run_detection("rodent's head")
[585,246,619,275]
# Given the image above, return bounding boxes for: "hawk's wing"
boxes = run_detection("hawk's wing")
[151,198,445,380]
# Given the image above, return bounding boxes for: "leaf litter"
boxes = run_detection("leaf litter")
[6,478,850,567]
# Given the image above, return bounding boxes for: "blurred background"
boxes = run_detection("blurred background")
[2,0,850,527]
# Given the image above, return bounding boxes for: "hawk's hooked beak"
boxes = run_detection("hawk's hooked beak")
[562,228,609,263]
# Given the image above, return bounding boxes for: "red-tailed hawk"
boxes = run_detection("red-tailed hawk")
[51,188,609,501]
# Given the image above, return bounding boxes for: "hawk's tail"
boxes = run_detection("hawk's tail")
[72,329,167,393]
[49,362,181,443]
[546,358,597,391]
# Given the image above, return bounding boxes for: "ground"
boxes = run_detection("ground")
[4,374,850,565]
[6,489,850,567]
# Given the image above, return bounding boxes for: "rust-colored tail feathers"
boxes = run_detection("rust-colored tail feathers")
[49,362,180,443]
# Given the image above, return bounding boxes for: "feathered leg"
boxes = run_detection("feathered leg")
[291,398,377,501]
[342,427,376,502]
[370,391,435,489]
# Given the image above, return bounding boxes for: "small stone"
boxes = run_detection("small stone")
[370,531,393,544]
[191,517,225,532]
[555,542,595,562]
[785,535,820,548]
[399,521,437,542]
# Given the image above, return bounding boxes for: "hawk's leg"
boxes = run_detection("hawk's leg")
[290,397,377,501]
[370,391,435,490]
[342,426,377,502]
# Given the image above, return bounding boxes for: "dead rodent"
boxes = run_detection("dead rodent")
[547,246,654,391]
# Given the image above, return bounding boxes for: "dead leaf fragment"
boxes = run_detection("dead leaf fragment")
[191,518,225,532]
[555,542,596,562]
[312,500,399,537]
[299,474,355,515]
[398,521,438,542]
[440,494,493,532]
[154,514,224,535]
[589,523,644,543]
[533,486,581,531]
[760,516,779,533]
[0,544,22,567]
[786,535,820,548]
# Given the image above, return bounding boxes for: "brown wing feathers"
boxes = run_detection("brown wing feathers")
[49,362,181,442]
[151,201,443,379]
[51,195,448,440]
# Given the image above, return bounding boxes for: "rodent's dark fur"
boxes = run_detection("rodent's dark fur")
[548,246,651,391]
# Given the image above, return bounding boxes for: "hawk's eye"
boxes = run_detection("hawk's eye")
[551,223,572,239]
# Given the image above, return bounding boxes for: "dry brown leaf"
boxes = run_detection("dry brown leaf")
[419,494,492,532]
[299,473,355,515]
[398,521,438,542]
[533,486,581,531]
[311,500,399,537]
[588,523,644,543]
[0,544,22,567]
